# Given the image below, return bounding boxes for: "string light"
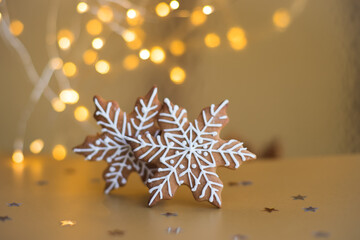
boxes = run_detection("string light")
[51,98,66,112]
[170,66,186,84]
[76,2,89,14]
[83,49,98,65]
[122,30,137,42]
[12,150,24,163]
[9,20,24,36]
[227,27,247,50]
[273,9,291,30]
[95,60,110,74]
[155,2,170,17]
[190,8,206,26]
[170,0,180,10]
[139,49,150,60]
[127,9,137,19]
[92,37,104,49]
[29,139,44,154]
[202,5,214,15]
[123,54,139,70]
[52,144,67,161]
[62,62,77,77]
[49,57,63,70]
[150,46,166,64]
[59,89,79,104]
[97,5,114,23]
[74,106,89,122]
[169,40,185,56]
[204,33,220,48]
[86,19,103,36]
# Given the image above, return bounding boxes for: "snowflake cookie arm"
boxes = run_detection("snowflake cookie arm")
[191,167,224,208]
[93,95,128,141]
[73,133,129,163]
[127,86,162,137]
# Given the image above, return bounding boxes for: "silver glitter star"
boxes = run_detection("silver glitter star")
[263,207,279,213]
[161,212,178,217]
[313,231,330,238]
[0,216,11,222]
[228,181,253,186]
[37,180,48,186]
[167,227,181,234]
[232,234,248,240]
[108,229,125,236]
[7,202,22,207]
[304,206,318,212]
[292,194,306,200]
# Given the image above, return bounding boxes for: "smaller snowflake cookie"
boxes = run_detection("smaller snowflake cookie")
[130,98,256,207]
[73,87,161,194]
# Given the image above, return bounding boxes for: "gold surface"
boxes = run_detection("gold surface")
[1,155,360,239]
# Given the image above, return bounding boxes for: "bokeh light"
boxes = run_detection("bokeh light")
[227,27,247,50]
[52,144,67,161]
[83,49,98,65]
[97,5,114,23]
[139,49,150,60]
[29,139,44,154]
[155,2,170,17]
[12,150,24,164]
[9,20,24,36]
[170,66,186,84]
[62,62,77,77]
[190,9,206,26]
[92,37,104,49]
[169,40,186,56]
[49,57,63,70]
[95,60,110,74]
[74,106,89,122]
[170,0,180,10]
[202,5,214,15]
[122,29,137,42]
[150,46,166,64]
[51,98,66,112]
[58,37,71,50]
[59,89,79,104]
[77,2,89,14]
[123,54,139,70]
[86,19,103,36]
[127,9,137,19]
[57,29,74,43]
[273,9,291,30]
[204,33,220,48]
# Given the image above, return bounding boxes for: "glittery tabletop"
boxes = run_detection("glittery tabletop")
[0,154,359,239]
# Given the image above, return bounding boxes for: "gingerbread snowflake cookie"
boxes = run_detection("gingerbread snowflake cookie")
[73,87,161,194]
[130,98,256,207]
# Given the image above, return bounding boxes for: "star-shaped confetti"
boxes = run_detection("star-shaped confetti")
[7,202,22,207]
[232,234,248,240]
[161,212,178,217]
[108,229,125,236]
[292,194,306,200]
[60,220,76,226]
[74,87,161,194]
[304,206,318,212]
[228,181,253,186]
[130,98,256,207]
[167,227,181,234]
[37,180,48,186]
[0,216,11,222]
[263,207,279,213]
[313,231,330,238]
